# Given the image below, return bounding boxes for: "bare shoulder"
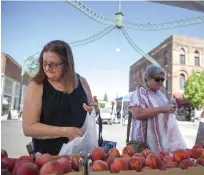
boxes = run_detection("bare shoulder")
[27,81,43,94]
[79,76,89,87]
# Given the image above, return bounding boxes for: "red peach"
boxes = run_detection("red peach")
[185,149,198,159]
[133,153,145,158]
[57,157,71,174]
[196,158,204,166]
[16,155,33,164]
[35,153,53,168]
[90,147,106,161]
[92,160,109,171]
[16,162,39,175]
[110,158,129,173]
[107,148,120,158]
[141,166,152,172]
[122,146,135,157]
[172,149,189,163]
[179,159,196,169]
[40,161,63,175]
[192,144,203,149]
[163,156,174,164]
[137,157,146,166]
[197,148,204,159]
[146,154,162,169]
[128,157,143,172]
[2,157,15,171]
[13,159,34,175]
[142,149,151,158]
[120,154,130,158]
[166,162,178,168]
[106,157,115,169]
[159,151,169,157]
[69,155,79,172]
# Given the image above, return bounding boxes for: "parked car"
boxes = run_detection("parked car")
[97,108,112,125]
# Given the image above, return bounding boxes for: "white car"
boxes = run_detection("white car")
[98,108,112,125]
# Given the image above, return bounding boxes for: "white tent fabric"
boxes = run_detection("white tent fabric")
[151,1,204,13]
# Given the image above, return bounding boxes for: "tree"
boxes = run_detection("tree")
[184,71,204,110]
[103,93,108,101]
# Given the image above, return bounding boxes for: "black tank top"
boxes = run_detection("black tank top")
[32,74,88,155]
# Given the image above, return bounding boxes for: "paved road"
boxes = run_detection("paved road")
[1,120,200,158]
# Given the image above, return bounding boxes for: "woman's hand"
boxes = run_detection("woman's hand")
[64,127,84,140]
[83,102,98,113]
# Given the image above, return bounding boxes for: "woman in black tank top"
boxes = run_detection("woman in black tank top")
[22,40,97,155]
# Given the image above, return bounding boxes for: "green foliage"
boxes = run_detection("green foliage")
[184,71,204,109]
[103,93,108,101]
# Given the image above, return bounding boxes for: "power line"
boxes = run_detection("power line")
[121,27,161,67]
[66,0,115,25]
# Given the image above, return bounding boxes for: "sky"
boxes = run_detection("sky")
[2,1,204,100]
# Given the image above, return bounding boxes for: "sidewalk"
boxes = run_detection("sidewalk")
[1,114,8,121]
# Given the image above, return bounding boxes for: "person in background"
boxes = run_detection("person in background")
[129,65,179,152]
[22,40,97,155]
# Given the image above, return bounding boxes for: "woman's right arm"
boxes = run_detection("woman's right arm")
[22,81,83,140]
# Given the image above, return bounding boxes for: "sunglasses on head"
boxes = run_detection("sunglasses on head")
[152,77,165,83]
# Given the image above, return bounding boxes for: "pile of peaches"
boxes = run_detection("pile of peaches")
[90,144,204,173]
[1,149,80,175]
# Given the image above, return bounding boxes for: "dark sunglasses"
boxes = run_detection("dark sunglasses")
[152,77,165,83]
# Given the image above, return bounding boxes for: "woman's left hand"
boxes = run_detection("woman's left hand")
[83,102,98,113]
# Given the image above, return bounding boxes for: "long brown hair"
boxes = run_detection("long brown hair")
[32,40,77,93]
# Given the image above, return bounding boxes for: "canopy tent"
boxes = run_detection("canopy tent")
[173,92,192,107]
[152,1,204,13]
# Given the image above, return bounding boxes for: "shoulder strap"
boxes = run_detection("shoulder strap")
[98,110,103,147]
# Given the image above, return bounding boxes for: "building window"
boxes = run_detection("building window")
[4,78,13,95]
[180,74,185,90]
[180,48,185,65]
[194,50,200,66]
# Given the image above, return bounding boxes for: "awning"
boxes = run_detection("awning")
[173,93,192,107]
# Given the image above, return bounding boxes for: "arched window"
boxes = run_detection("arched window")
[180,74,185,90]
[194,50,200,66]
[180,48,185,64]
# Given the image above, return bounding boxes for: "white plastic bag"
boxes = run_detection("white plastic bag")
[163,113,187,152]
[59,108,98,156]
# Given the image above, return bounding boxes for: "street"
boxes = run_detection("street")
[1,120,200,158]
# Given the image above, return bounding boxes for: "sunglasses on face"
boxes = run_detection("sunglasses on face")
[152,77,165,83]
[39,61,63,70]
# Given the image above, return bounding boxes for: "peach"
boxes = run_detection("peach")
[197,148,204,159]
[35,153,53,168]
[107,148,120,158]
[133,153,145,158]
[13,159,34,175]
[122,146,135,157]
[16,155,33,163]
[156,153,163,161]
[2,157,15,171]
[196,158,204,166]
[62,155,71,160]
[16,162,39,175]
[122,157,130,164]
[128,157,143,172]
[92,160,109,171]
[57,157,71,174]
[90,147,106,161]
[142,149,151,158]
[1,149,8,159]
[172,149,189,163]
[120,154,130,158]
[159,151,169,157]
[137,157,146,166]
[185,149,198,159]
[192,144,203,149]
[163,156,174,164]
[179,159,196,169]
[110,158,129,173]
[69,155,79,171]
[40,161,63,175]
[106,157,115,169]
[146,154,162,169]
[1,169,12,175]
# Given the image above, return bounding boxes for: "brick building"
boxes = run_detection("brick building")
[1,53,31,115]
[129,34,204,101]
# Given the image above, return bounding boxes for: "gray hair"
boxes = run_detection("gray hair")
[144,65,166,82]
